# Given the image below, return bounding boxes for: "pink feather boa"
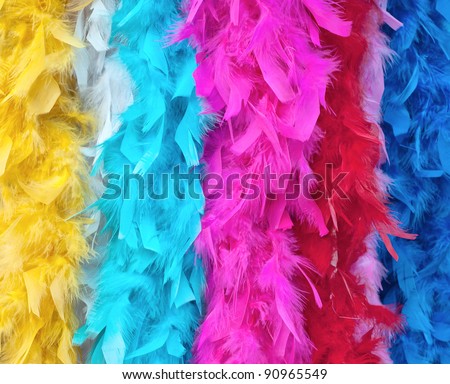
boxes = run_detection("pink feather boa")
[177,0,351,363]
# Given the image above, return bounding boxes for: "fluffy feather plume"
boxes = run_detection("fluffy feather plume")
[74,0,133,161]
[73,0,210,363]
[380,0,450,364]
[177,0,351,363]
[294,0,415,363]
[351,1,401,364]
[71,0,132,358]
[0,0,92,363]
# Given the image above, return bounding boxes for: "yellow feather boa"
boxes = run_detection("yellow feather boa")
[0,0,92,363]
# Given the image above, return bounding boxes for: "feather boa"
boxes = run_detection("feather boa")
[74,0,209,363]
[72,0,133,359]
[294,0,415,364]
[74,0,133,161]
[380,0,450,364]
[0,0,92,363]
[178,0,351,363]
[352,1,401,364]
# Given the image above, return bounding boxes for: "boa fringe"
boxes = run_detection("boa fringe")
[380,0,450,364]
[295,0,415,364]
[178,0,352,363]
[73,0,211,364]
[0,0,92,363]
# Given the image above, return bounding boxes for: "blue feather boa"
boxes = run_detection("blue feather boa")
[380,0,450,364]
[75,0,209,363]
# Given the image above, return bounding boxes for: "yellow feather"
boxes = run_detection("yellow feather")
[0,134,12,175]
[0,0,93,363]
[50,271,67,321]
[50,24,85,48]
[8,24,46,99]
[27,75,61,116]
[66,0,93,12]
[22,269,46,317]
[19,168,70,205]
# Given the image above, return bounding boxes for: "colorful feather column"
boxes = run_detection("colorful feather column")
[380,0,450,364]
[294,0,415,363]
[178,0,351,363]
[74,0,132,158]
[72,0,133,357]
[350,1,403,364]
[0,0,92,363]
[74,0,209,363]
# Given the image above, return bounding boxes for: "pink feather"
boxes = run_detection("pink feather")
[177,0,350,363]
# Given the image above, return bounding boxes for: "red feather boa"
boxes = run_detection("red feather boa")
[294,0,415,364]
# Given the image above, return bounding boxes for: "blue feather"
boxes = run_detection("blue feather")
[75,0,211,363]
[380,0,450,364]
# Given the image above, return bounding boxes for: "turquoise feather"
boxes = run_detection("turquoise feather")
[75,0,210,363]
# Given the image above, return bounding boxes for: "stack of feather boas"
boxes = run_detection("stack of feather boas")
[0,0,448,364]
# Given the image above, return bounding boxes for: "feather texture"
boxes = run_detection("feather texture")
[71,0,132,359]
[353,1,400,364]
[0,0,92,363]
[74,0,133,163]
[177,0,350,363]
[73,0,210,363]
[380,0,450,364]
[294,0,415,364]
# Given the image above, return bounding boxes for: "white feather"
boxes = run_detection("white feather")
[75,0,133,155]
[73,0,134,333]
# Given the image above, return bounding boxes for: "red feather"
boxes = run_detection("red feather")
[293,0,413,364]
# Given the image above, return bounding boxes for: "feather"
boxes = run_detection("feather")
[74,0,132,162]
[0,0,93,363]
[176,0,349,363]
[74,0,211,363]
[71,0,131,361]
[380,0,450,364]
[353,2,404,363]
[294,0,412,364]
